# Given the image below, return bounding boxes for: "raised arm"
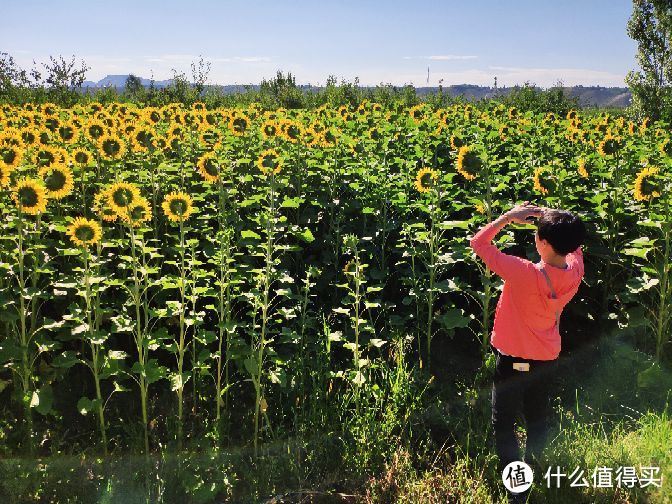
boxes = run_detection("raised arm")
[470,214,536,283]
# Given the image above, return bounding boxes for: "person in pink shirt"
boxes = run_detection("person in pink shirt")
[469,202,585,498]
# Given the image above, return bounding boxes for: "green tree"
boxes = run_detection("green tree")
[125,74,144,96]
[626,0,672,121]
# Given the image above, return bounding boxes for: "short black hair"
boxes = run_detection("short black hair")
[536,209,586,256]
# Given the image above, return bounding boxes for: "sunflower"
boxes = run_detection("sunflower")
[414,168,439,193]
[12,178,48,215]
[66,217,102,248]
[106,181,141,216]
[474,202,485,215]
[56,122,79,143]
[640,117,650,134]
[257,148,282,176]
[162,191,194,222]
[72,148,92,166]
[533,167,553,195]
[229,114,249,137]
[40,102,58,116]
[93,189,118,222]
[199,127,223,149]
[303,126,321,148]
[196,152,222,182]
[0,161,12,187]
[343,259,358,280]
[577,159,589,179]
[627,122,636,136]
[118,196,152,228]
[659,138,672,158]
[498,124,509,141]
[320,129,339,148]
[597,134,622,157]
[280,120,304,143]
[260,120,279,140]
[409,104,426,124]
[633,166,661,202]
[20,128,38,147]
[96,133,126,160]
[38,164,74,199]
[33,145,68,168]
[450,134,465,150]
[130,127,156,153]
[84,119,107,141]
[507,107,518,120]
[143,108,163,125]
[455,146,481,181]
[0,143,23,168]
[44,117,61,133]
[566,109,578,121]
[337,106,350,120]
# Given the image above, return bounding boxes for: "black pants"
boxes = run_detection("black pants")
[491,347,559,474]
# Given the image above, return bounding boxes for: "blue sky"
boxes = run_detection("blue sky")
[3,0,637,87]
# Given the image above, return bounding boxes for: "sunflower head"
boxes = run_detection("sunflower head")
[162,191,194,222]
[281,120,304,143]
[321,129,338,148]
[409,104,427,124]
[0,143,23,168]
[119,196,152,228]
[38,164,74,200]
[229,114,249,136]
[343,259,359,280]
[66,217,102,248]
[93,189,118,222]
[597,135,622,157]
[634,166,661,202]
[0,161,13,187]
[107,182,141,215]
[450,134,465,150]
[12,178,48,215]
[577,159,590,179]
[57,122,78,143]
[640,117,651,134]
[456,146,481,181]
[257,148,282,176]
[414,168,439,193]
[85,120,106,141]
[97,133,126,160]
[261,120,278,139]
[533,167,556,195]
[659,138,672,158]
[72,148,91,166]
[196,152,222,183]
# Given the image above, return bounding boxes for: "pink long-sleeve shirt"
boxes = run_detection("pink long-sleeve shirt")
[469,219,584,360]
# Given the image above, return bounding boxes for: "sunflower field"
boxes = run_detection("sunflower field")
[0,100,671,501]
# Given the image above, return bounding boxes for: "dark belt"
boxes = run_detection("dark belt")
[494,347,557,372]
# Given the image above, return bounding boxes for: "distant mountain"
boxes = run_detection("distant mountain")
[417,85,631,108]
[80,75,631,108]
[82,75,173,89]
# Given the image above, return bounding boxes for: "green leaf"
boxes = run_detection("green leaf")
[51,351,80,369]
[77,396,93,416]
[280,197,302,208]
[369,338,386,348]
[241,230,261,240]
[299,228,315,243]
[437,308,472,329]
[244,357,259,377]
[30,385,54,416]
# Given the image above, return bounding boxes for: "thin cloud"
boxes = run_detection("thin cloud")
[212,56,271,63]
[403,55,478,61]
